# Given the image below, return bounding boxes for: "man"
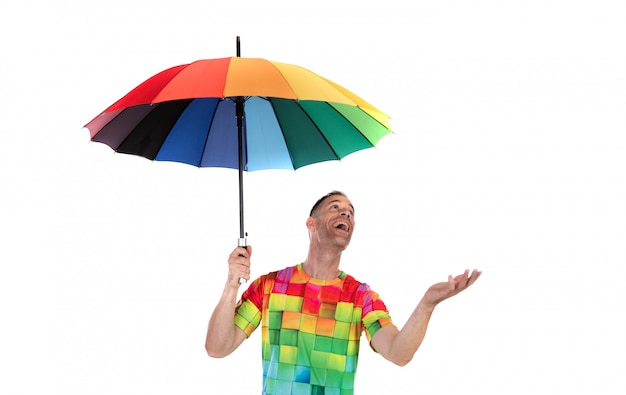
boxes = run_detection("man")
[206,191,481,394]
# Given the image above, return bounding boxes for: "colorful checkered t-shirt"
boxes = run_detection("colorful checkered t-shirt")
[234,263,395,395]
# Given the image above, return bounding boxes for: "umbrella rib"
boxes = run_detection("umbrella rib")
[265,98,297,170]
[273,99,341,168]
[199,98,229,168]
[359,109,394,138]
[311,102,342,161]
[324,101,386,146]
[264,61,299,99]
[109,105,153,150]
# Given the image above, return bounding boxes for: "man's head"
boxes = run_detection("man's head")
[309,191,350,217]
[307,191,355,250]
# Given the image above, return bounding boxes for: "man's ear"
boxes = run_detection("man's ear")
[306,216,315,232]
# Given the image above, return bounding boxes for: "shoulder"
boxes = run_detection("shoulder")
[342,272,372,292]
[251,264,299,286]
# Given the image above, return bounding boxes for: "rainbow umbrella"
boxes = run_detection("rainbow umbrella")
[84,37,392,250]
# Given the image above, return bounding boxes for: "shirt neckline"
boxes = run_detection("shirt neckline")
[296,263,346,286]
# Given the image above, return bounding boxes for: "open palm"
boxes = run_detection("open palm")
[423,269,482,306]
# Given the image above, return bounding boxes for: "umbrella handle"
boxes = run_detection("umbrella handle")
[238,237,248,284]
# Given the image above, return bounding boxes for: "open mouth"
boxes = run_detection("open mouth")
[334,222,349,232]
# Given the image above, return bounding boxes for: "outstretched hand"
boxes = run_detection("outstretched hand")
[422,269,481,307]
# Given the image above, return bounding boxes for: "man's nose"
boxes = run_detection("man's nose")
[340,210,351,219]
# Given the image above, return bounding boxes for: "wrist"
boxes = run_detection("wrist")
[222,281,240,298]
[416,299,436,315]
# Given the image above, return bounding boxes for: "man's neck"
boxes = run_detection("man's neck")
[302,246,342,280]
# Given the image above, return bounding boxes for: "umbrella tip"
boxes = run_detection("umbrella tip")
[236,36,241,57]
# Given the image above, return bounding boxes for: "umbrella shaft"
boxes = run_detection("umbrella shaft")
[236,96,245,239]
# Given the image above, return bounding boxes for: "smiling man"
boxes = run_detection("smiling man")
[205,191,481,395]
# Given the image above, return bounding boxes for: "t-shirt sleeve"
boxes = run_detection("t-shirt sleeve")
[234,277,264,337]
[361,289,395,345]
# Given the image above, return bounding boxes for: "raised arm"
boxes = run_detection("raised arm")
[205,246,252,358]
[371,269,481,366]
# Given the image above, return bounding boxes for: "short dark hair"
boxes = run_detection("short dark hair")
[309,191,347,217]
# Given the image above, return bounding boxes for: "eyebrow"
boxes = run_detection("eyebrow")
[327,199,355,213]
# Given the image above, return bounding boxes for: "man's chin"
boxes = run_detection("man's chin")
[335,238,351,250]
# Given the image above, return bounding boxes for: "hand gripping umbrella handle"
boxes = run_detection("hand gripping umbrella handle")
[238,237,247,284]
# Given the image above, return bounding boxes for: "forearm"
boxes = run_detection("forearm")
[205,285,242,358]
[375,300,436,366]
[396,301,435,364]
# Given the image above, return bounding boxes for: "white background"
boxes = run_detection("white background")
[1,1,625,393]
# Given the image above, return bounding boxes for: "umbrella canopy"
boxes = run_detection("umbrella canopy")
[84,38,392,248]
[85,58,391,171]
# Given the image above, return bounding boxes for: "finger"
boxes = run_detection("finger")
[466,269,482,286]
[232,265,250,279]
[229,249,244,261]
[453,270,470,288]
[229,247,251,262]
[232,247,248,259]
[228,263,250,284]
[239,245,252,257]
[229,256,250,270]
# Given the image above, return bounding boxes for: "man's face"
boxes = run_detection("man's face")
[310,195,355,249]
